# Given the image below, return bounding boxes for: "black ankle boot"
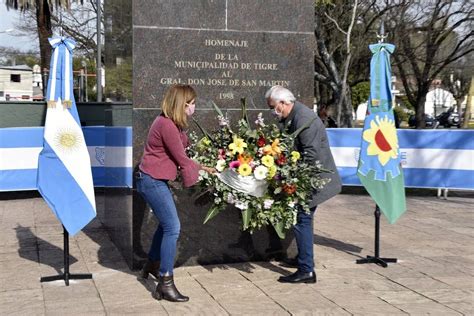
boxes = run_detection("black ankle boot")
[154,275,189,302]
[140,259,160,279]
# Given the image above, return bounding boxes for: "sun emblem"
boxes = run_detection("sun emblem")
[54,127,82,153]
[363,115,398,166]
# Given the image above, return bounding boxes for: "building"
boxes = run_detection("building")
[0,65,34,101]
[424,88,456,116]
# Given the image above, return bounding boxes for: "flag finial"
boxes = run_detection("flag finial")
[377,20,387,43]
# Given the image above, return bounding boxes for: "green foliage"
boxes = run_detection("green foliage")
[393,106,408,123]
[351,82,370,109]
[189,103,330,238]
[104,59,133,101]
[0,50,40,68]
[398,95,414,111]
[71,57,97,101]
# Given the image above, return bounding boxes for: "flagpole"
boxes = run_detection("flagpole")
[38,37,96,285]
[356,205,397,267]
[40,226,92,286]
[356,20,401,268]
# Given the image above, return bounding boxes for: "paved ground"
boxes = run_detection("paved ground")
[0,191,473,315]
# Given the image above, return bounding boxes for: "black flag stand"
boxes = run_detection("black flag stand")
[40,226,92,286]
[356,205,397,268]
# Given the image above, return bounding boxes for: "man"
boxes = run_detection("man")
[265,86,342,283]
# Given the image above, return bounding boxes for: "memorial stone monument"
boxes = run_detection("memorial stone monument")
[103,0,316,269]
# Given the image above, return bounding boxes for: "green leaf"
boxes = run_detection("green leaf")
[240,98,251,127]
[211,101,224,117]
[272,221,286,239]
[241,208,254,230]
[203,204,223,224]
[192,117,214,141]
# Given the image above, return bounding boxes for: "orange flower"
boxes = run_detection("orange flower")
[282,183,297,195]
[238,153,253,165]
[263,139,282,157]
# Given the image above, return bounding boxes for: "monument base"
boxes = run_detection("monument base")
[103,186,297,270]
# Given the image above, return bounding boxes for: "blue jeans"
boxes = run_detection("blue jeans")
[136,172,180,276]
[293,206,317,273]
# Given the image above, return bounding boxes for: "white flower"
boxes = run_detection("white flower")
[235,200,248,210]
[227,193,235,204]
[255,112,266,127]
[263,199,274,209]
[218,115,230,127]
[215,159,226,172]
[253,165,268,180]
[288,201,296,208]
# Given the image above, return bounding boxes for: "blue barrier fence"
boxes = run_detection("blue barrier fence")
[1,127,473,191]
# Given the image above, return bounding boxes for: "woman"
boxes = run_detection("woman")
[136,84,214,302]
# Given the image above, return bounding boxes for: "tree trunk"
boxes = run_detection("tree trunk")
[341,90,354,127]
[415,86,429,129]
[36,0,53,90]
[332,90,353,127]
[462,78,474,128]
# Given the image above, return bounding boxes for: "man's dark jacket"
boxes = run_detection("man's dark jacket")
[282,101,342,207]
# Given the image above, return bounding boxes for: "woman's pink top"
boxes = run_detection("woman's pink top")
[139,115,200,187]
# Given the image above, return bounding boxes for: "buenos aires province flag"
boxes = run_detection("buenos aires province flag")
[37,37,96,235]
[357,43,406,224]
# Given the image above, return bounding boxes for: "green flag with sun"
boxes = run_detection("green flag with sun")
[357,43,406,224]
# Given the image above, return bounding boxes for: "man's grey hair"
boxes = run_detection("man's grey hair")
[265,86,296,103]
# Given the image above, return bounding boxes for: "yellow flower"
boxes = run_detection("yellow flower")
[267,165,277,178]
[238,163,252,176]
[228,137,247,155]
[263,139,282,157]
[197,137,211,150]
[291,151,300,163]
[261,155,274,167]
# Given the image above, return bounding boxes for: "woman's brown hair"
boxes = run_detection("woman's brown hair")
[161,84,196,129]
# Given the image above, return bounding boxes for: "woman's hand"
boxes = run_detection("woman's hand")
[201,166,217,174]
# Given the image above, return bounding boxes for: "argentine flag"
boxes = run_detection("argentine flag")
[37,37,96,235]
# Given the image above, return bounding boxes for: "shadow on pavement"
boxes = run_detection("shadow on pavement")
[15,224,78,274]
[314,233,363,254]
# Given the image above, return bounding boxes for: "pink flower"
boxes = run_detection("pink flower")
[218,149,226,160]
[229,160,240,169]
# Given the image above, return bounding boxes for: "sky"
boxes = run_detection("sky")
[0,5,38,52]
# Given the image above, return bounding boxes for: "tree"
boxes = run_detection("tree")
[382,0,474,128]
[463,78,474,128]
[351,81,370,110]
[5,0,85,87]
[313,0,399,127]
[0,47,40,67]
[314,0,359,127]
[441,66,472,113]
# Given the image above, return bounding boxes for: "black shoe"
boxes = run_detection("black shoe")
[278,270,316,284]
[154,275,189,302]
